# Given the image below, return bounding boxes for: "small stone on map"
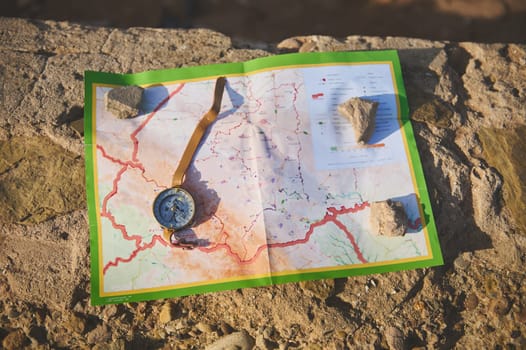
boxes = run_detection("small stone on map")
[337,97,378,144]
[104,85,144,119]
[370,200,408,237]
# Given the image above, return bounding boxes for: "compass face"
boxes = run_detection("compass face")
[153,187,196,231]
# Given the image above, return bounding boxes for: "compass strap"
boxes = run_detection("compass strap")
[163,228,173,243]
[171,77,226,187]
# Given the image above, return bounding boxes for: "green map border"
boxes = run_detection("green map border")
[85,50,443,305]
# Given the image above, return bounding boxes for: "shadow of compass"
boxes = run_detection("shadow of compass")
[175,164,221,247]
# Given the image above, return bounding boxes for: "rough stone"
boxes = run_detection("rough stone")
[385,326,406,350]
[205,330,255,350]
[370,200,408,237]
[196,321,215,333]
[411,98,454,128]
[477,126,526,235]
[104,85,144,119]
[0,235,77,307]
[0,136,85,224]
[1,16,526,350]
[337,97,378,144]
[159,302,176,324]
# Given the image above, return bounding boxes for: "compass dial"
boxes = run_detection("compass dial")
[153,187,196,231]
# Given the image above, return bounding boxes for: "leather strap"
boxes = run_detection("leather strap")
[171,77,226,187]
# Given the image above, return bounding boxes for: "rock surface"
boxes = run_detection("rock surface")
[1,17,526,349]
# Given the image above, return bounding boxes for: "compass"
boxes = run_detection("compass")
[153,187,195,231]
[152,77,226,242]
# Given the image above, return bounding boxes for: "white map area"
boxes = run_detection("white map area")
[94,63,430,296]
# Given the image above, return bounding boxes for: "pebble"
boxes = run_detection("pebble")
[276,37,302,50]
[7,307,20,320]
[219,321,234,335]
[69,118,84,136]
[196,321,214,333]
[464,293,479,311]
[159,302,175,324]
[385,326,406,350]
[335,329,347,340]
[2,329,29,350]
[453,255,471,270]
[175,319,189,330]
[205,330,255,350]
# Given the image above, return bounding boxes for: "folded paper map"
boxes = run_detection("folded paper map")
[84,50,443,305]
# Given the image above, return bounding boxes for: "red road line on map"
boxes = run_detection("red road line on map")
[362,143,385,148]
[199,202,370,265]
[103,234,169,274]
[130,83,185,162]
[97,144,144,169]
[331,218,367,263]
[97,145,165,189]
[100,165,143,243]
[101,165,127,215]
[101,84,185,274]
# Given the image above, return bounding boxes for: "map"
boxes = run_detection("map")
[85,50,443,305]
